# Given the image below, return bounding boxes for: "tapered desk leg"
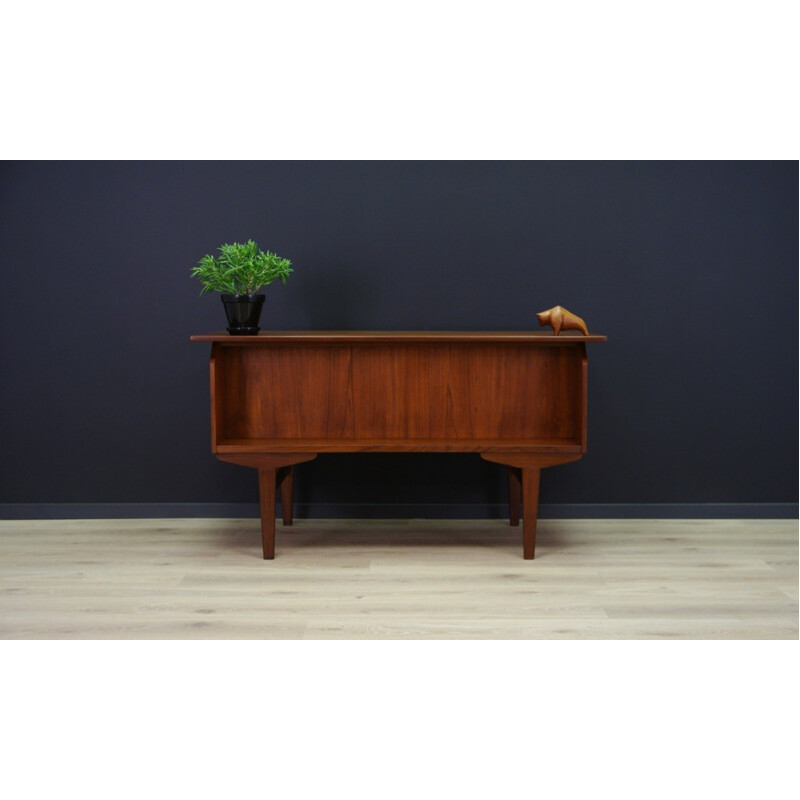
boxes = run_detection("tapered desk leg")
[258,467,277,560]
[522,467,541,560]
[508,467,521,527]
[217,454,316,560]
[482,453,581,560]
[279,466,294,526]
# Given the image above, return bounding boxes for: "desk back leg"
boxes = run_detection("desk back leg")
[508,467,521,527]
[277,466,295,526]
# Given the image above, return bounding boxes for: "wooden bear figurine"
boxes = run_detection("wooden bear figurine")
[537,305,589,336]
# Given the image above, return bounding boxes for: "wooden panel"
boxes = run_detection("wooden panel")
[214,342,584,448]
[208,343,223,453]
[443,344,580,440]
[578,343,588,453]
[351,345,450,438]
[351,344,581,441]
[218,346,355,440]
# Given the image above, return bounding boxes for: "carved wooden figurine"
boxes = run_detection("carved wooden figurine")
[537,305,589,336]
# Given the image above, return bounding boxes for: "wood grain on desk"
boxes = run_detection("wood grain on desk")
[215,438,584,453]
[210,342,585,447]
[193,330,606,559]
[190,330,608,344]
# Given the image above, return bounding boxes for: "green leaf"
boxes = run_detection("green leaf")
[190,240,295,295]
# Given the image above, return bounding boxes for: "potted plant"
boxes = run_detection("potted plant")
[190,240,293,334]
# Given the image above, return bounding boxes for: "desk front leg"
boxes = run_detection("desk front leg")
[217,453,317,559]
[258,467,277,559]
[521,467,542,559]
[482,453,582,559]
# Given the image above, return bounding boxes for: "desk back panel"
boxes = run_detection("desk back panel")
[212,343,587,452]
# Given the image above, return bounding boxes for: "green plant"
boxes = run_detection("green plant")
[191,240,293,295]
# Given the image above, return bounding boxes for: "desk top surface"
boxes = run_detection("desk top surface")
[191,331,607,344]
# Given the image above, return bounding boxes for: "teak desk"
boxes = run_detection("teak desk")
[191,331,606,559]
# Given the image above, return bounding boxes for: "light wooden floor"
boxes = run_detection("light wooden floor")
[0,518,796,639]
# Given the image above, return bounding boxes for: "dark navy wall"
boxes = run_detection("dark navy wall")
[0,161,796,515]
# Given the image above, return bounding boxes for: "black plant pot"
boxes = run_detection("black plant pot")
[221,294,265,335]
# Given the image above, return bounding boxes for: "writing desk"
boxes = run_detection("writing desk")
[191,331,606,559]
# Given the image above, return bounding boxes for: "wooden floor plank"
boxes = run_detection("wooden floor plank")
[0,518,796,640]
